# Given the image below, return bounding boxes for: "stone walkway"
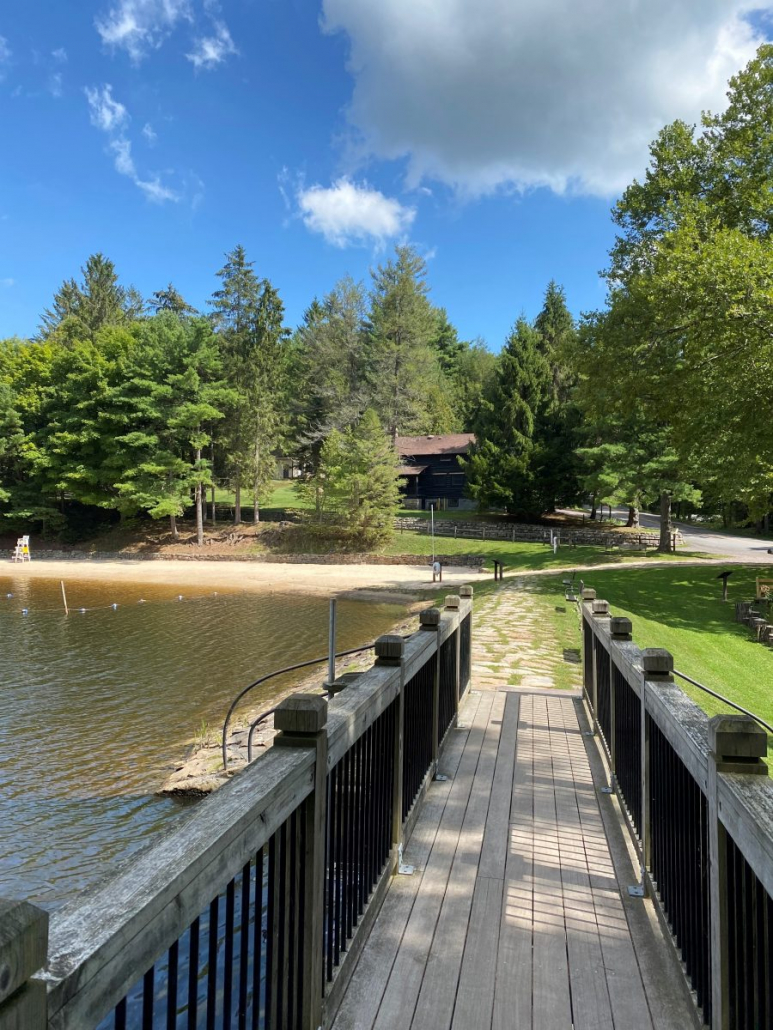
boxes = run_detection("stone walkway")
[471,581,581,692]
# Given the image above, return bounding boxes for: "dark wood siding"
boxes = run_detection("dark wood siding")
[399,452,468,507]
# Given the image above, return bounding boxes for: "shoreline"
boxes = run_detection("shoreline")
[1,557,483,598]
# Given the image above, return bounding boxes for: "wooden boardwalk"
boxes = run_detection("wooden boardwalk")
[331,688,698,1030]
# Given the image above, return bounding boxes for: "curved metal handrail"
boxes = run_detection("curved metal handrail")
[673,669,773,736]
[221,642,378,771]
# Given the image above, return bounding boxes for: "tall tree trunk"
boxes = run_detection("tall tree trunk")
[626,505,639,528]
[589,493,597,521]
[170,513,179,539]
[253,437,261,523]
[211,485,216,526]
[234,477,241,526]
[658,490,673,553]
[195,448,204,547]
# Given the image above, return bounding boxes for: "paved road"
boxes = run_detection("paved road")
[561,507,773,563]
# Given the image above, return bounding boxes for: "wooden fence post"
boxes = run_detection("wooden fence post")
[707,715,768,1030]
[590,599,610,735]
[420,608,442,771]
[374,635,406,855]
[640,649,674,876]
[0,899,48,1030]
[273,694,328,1030]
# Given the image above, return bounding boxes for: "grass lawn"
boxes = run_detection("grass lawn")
[566,564,773,763]
[384,530,711,571]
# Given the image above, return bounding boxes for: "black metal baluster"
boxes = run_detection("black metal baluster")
[239,861,251,1030]
[115,998,127,1030]
[223,878,235,1029]
[266,835,276,1027]
[142,966,154,1030]
[207,898,218,1030]
[188,917,200,1030]
[252,847,264,1030]
[166,941,178,1030]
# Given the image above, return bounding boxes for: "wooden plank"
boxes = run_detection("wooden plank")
[493,691,534,1030]
[331,695,480,1030]
[547,696,614,1030]
[0,900,48,1004]
[372,692,499,1030]
[409,692,506,1030]
[478,694,520,880]
[529,695,573,1030]
[449,876,503,1030]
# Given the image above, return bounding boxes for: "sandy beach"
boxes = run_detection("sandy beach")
[1,557,482,599]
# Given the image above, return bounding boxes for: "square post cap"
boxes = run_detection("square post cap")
[459,585,473,598]
[274,694,328,735]
[709,715,768,774]
[581,588,596,601]
[375,634,404,663]
[641,648,674,680]
[444,595,461,610]
[0,899,48,1004]
[591,599,610,617]
[610,616,632,639]
[420,607,441,628]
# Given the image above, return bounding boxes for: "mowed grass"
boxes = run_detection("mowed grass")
[383,530,710,571]
[573,564,773,764]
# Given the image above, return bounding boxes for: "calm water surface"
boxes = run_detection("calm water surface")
[0,575,405,908]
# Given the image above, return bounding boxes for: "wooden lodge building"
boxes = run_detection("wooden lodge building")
[395,432,476,510]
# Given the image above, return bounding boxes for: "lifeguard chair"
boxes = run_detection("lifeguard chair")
[11,535,30,562]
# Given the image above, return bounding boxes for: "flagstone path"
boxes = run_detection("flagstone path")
[471,579,582,692]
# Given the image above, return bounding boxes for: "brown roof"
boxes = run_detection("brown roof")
[396,433,476,457]
[397,464,428,476]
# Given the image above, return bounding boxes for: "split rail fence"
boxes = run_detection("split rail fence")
[0,592,473,1030]
[581,590,773,1030]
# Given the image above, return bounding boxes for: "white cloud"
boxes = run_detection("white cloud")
[0,35,11,78]
[296,177,416,247]
[186,20,237,69]
[52,47,68,63]
[142,121,157,143]
[95,0,192,61]
[85,84,129,132]
[322,0,768,197]
[49,72,63,98]
[86,85,179,203]
[0,277,14,288]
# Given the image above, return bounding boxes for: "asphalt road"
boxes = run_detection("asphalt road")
[562,507,773,563]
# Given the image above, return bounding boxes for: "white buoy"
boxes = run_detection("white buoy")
[80,608,86,613]
[22,608,28,615]
[138,599,146,604]
[6,592,12,598]
[177,594,183,601]
[111,603,118,610]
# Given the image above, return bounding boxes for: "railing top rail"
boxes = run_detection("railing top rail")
[40,744,315,1029]
[716,772,773,899]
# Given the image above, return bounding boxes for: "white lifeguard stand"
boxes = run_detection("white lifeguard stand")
[11,535,30,562]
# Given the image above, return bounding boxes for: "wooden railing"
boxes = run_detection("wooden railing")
[581,589,773,1030]
[0,590,473,1030]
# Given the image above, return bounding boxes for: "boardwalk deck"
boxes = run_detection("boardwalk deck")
[331,687,699,1030]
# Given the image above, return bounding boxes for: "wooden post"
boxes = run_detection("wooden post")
[375,635,406,852]
[608,617,632,771]
[707,715,768,1030]
[459,585,473,702]
[640,649,674,877]
[420,608,441,770]
[272,694,328,1030]
[0,899,48,1030]
[590,599,610,735]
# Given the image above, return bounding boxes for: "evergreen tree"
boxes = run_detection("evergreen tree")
[151,284,197,316]
[366,246,440,441]
[39,254,142,340]
[465,317,550,517]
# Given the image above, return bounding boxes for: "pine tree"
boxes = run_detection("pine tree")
[465,317,550,517]
[151,284,197,316]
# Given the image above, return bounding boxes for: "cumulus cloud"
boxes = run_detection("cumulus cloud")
[95,0,192,61]
[186,20,237,69]
[85,84,129,132]
[296,177,416,247]
[322,0,767,197]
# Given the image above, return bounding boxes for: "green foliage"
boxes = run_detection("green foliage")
[300,410,401,547]
[39,253,141,341]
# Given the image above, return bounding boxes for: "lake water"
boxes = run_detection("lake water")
[0,575,405,908]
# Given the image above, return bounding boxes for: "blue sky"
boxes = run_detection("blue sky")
[0,1,770,347]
